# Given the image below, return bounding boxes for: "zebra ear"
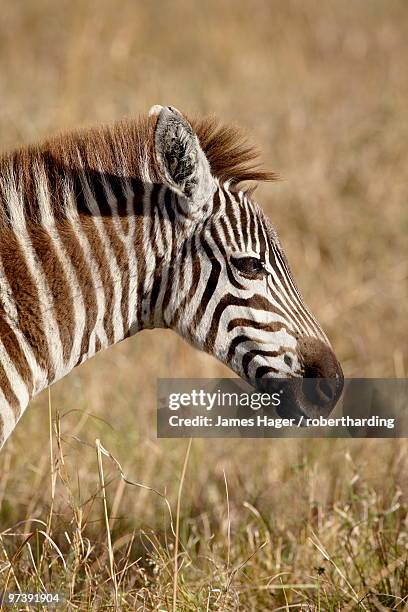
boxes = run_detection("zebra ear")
[150,105,215,208]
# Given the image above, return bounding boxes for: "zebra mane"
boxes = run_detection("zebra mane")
[0,113,276,227]
[190,116,277,187]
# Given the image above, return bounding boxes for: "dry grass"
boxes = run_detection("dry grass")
[0,1,407,609]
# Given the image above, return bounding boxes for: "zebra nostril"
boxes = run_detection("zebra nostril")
[302,374,338,407]
[299,336,344,412]
[318,378,335,402]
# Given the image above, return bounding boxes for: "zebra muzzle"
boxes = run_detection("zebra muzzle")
[291,337,344,419]
[258,337,344,420]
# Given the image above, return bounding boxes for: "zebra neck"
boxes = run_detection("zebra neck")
[0,180,185,445]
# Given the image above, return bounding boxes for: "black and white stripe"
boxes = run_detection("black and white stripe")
[0,104,342,449]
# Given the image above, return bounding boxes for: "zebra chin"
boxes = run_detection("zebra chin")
[244,337,344,420]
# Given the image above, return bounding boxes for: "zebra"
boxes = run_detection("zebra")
[0,104,343,450]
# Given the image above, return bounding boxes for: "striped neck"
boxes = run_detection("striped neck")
[0,166,191,441]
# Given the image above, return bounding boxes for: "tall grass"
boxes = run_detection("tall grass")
[2,398,408,608]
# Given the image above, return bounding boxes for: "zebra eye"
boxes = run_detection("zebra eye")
[231,256,264,277]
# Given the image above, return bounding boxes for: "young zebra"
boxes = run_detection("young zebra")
[0,105,343,449]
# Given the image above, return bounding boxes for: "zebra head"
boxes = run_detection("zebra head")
[151,106,344,418]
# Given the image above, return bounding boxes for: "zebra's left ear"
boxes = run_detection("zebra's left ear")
[149,105,216,208]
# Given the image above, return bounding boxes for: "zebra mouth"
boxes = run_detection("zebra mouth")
[276,402,308,423]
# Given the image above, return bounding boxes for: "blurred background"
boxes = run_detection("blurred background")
[0,1,407,608]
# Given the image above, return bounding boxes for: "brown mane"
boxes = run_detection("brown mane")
[0,112,276,226]
[190,115,277,187]
[22,112,276,185]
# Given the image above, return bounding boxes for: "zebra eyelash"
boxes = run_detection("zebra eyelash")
[230,255,265,278]
[201,249,280,286]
